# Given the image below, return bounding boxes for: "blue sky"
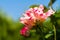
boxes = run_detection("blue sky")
[0,0,60,20]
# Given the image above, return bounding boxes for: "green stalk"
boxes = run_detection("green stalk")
[53,25,56,40]
[36,20,45,40]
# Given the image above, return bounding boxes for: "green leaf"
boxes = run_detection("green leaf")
[45,33,53,39]
[48,0,56,6]
[29,5,39,8]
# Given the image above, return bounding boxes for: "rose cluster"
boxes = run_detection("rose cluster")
[20,5,55,36]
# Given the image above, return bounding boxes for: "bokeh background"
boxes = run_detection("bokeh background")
[0,0,60,40]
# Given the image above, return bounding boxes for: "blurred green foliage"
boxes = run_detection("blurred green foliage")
[0,11,24,40]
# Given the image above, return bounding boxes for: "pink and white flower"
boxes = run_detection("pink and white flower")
[20,4,55,36]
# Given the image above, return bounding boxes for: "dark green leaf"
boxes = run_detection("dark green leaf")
[48,0,56,6]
